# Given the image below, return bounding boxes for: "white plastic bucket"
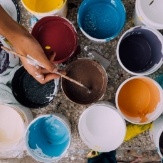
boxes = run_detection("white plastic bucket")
[134,0,163,30]
[0,104,33,152]
[21,0,68,19]
[116,26,163,76]
[116,76,163,124]
[149,115,163,159]
[25,114,71,162]
[78,102,126,152]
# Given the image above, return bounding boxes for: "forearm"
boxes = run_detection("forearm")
[0,5,29,41]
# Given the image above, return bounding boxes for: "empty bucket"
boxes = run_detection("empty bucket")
[61,59,108,105]
[0,104,33,152]
[149,115,163,159]
[134,0,163,30]
[77,0,126,43]
[78,102,126,152]
[115,76,163,124]
[21,0,68,19]
[32,16,78,64]
[25,114,71,162]
[117,26,163,75]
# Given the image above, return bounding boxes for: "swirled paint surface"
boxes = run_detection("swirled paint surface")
[27,115,70,159]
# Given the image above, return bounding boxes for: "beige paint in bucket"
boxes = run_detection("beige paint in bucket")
[78,102,126,152]
[21,0,68,19]
[116,76,163,124]
[0,104,33,152]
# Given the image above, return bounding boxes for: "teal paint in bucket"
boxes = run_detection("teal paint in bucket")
[77,0,126,43]
[26,114,71,162]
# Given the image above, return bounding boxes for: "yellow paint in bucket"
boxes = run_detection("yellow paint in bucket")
[118,78,160,123]
[22,0,64,13]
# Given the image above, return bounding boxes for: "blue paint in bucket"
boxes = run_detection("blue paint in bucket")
[77,0,126,43]
[26,115,71,162]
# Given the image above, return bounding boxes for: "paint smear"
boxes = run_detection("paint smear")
[118,78,160,122]
[22,0,64,12]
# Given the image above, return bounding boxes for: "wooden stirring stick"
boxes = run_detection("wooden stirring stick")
[1,46,91,93]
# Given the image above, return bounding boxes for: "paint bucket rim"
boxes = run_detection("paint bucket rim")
[0,104,26,152]
[116,25,163,76]
[61,58,108,105]
[78,102,126,152]
[115,76,163,124]
[25,114,71,162]
[135,0,163,29]
[77,0,126,43]
[21,0,66,14]
[31,16,78,63]
[11,66,59,108]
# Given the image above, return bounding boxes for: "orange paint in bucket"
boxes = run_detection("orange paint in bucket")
[21,0,64,13]
[116,76,161,124]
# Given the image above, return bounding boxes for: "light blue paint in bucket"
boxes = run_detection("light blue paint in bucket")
[77,0,126,43]
[25,114,71,162]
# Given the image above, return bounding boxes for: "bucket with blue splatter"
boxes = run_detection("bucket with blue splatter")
[25,114,71,162]
[77,0,126,43]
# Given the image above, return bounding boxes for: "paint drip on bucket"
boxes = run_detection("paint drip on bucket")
[116,76,163,124]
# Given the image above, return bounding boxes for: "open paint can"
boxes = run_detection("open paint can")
[134,0,163,30]
[117,26,163,75]
[0,104,33,152]
[12,66,59,109]
[61,59,108,105]
[32,16,78,64]
[77,0,126,43]
[25,114,71,162]
[78,101,126,152]
[149,115,163,159]
[116,76,163,124]
[21,0,68,19]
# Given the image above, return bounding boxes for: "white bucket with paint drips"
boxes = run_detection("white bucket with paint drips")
[78,101,126,152]
[149,115,163,159]
[134,0,163,30]
[0,104,33,152]
[25,114,71,162]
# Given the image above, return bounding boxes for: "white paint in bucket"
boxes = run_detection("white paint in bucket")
[134,0,163,30]
[78,102,126,152]
[116,26,163,76]
[0,104,33,152]
[149,115,163,159]
[25,114,71,162]
[115,76,163,125]
[21,0,68,19]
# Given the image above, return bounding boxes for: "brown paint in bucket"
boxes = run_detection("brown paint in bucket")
[61,59,107,105]
[116,77,161,123]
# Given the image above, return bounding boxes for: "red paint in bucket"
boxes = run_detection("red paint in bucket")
[32,16,78,63]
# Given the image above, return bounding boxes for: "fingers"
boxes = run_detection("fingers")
[34,67,61,84]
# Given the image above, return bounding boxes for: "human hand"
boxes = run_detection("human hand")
[20,52,66,84]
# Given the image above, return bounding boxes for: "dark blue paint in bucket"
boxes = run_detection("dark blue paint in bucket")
[117,26,163,75]
[77,0,126,42]
[119,35,151,71]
